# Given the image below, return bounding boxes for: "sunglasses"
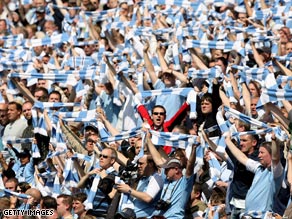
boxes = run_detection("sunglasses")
[87,139,97,143]
[99,154,110,159]
[153,112,165,116]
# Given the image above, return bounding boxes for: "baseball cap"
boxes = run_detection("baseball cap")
[161,158,182,169]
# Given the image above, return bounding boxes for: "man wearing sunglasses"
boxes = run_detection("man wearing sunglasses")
[137,104,189,154]
[78,148,118,219]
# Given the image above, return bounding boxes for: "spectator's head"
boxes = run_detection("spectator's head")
[162,158,183,181]
[0,103,8,126]
[151,105,166,129]
[211,49,224,59]
[41,196,57,210]
[33,0,46,8]
[258,142,272,168]
[286,41,292,55]
[200,93,213,115]
[25,24,37,39]
[99,148,117,169]
[0,197,10,211]
[37,79,48,89]
[248,80,261,98]
[214,57,228,73]
[17,182,31,193]
[4,178,18,192]
[35,6,46,21]
[161,71,176,87]
[85,133,99,155]
[44,20,58,36]
[84,124,99,138]
[209,187,226,207]
[119,2,129,17]
[34,87,49,102]
[134,138,143,155]
[0,19,7,36]
[57,194,73,217]
[72,193,87,217]
[137,155,157,177]
[2,169,16,183]
[129,135,140,147]
[191,182,204,201]
[25,188,42,206]
[250,97,259,118]
[18,149,31,165]
[239,134,258,155]
[7,101,22,123]
[83,44,95,56]
[107,0,118,9]
[48,90,61,102]
[279,26,291,44]
[22,101,33,121]
[235,119,250,132]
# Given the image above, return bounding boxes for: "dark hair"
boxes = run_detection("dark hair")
[201,93,213,105]
[42,196,57,210]
[193,182,203,198]
[18,182,31,193]
[57,194,73,210]
[172,125,188,134]
[8,101,22,112]
[34,87,49,102]
[214,56,228,68]
[72,193,87,203]
[151,105,166,115]
[249,80,262,97]
[260,141,272,155]
[209,187,226,205]
[49,90,61,101]
[2,168,16,179]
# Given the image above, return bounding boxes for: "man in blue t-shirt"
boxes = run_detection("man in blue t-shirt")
[226,134,283,213]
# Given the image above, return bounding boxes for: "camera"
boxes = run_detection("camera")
[155,199,171,211]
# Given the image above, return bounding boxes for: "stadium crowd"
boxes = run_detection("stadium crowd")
[0,0,292,218]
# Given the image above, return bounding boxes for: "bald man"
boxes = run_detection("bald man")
[25,188,42,209]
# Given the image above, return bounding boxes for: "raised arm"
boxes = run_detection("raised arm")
[243,0,253,17]
[189,48,208,70]
[164,69,188,84]
[250,43,265,68]
[185,144,197,178]
[271,133,280,166]
[225,134,249,165]
[145,130,167,167]
[242,82,251,116]
[143,41,158,84]
[156,42,169,72]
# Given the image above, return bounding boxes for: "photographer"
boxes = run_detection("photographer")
[116,155,163,218]
[144,128,198,219]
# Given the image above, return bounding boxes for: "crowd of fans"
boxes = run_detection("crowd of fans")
[0,0,292,219]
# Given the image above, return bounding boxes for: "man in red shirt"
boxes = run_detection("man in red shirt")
[137,103,189,154]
